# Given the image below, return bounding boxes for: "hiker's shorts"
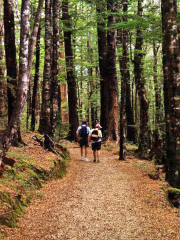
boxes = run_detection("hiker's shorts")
[80,139,89,147]
[92,141,101,151]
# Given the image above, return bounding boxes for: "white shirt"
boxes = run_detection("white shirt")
[76,125,91,135]
[90,128,102,143]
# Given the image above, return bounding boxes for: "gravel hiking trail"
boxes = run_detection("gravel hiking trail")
[5,143,180,240]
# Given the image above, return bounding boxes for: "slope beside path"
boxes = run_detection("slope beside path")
[5,142,180,240]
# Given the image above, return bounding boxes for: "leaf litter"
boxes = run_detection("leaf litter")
[4,141,180,240]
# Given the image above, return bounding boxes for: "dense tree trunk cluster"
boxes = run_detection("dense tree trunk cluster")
[134,0,149,158]
[161,0,180,186]
[107,0,119,141]
[96,0,109,136]
[62,0,79,141]
[0,0,30,164]
[0,1,6,129]
[4,0,17,123]
[39,0,52,135]
[31,26,41,132]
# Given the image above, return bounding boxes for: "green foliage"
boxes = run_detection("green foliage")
[134,161,150,170]
[168,188,180,208]
[168,188,180,195]
[56,117,69,139]
[51,159,67,179]
[0,191,24,228]
[148,172,159,180]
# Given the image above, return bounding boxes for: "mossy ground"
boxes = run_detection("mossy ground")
[0,132,70,238]
[168,187,180,208]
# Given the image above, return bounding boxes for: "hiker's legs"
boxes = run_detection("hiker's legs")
[81,147,83,157]
[97,150,100,162]
[85,147,88,158]
[93,150,97,160]
[96,142,101,162]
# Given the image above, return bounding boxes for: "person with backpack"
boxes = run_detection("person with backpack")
[76,120,91,161]
[89,124,102,163]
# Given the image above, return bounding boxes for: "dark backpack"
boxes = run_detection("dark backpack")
[91,129,100,141]
[79,125,88,139]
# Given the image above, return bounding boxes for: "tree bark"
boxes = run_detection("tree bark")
[39,0,52,134]
[152,41,163,163]
[0,0,30,164]
[28,0,44,74]
[4,0,17,123]
[87,40,91,126]
[47,0,60,146]
[26,80,31,130]
[119,0,128,160]
[106,0,119,141]
[96,0,108,136]
[59,34,68,123]
[161,0,180,186]
[129,31,137,143]
[62,0,79,141]
[31,25,41,131]
[134,0,149,157]
[0,2,6,129]
[126,70,135,142]
[26,0,43,131]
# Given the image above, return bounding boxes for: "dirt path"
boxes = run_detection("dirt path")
[5,144,180,240]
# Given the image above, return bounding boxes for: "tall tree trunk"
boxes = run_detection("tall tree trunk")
[79,10,83,122]
[26,0,43,131]
[26,81,31,130]
[27,0,44,75]
[79,42,83,121]
[119,0,128,160]
[46,0,60,146]
[62,0,79,141]
[134,83,138,143]
[134,0,149,157]
[39,0,52,134]
[4,0,17,123]
[89,65,96,128]
[161,0,180,186]
[117,20,135,146]
[95,66,99,122]
[96,0,108,136]
[4,0,25,146]
[0,1,6,129]
[0,0,30,164]
[59,34,68,123]
[58,85,62,120]
[126,70,135,142]
[152,41,163,163]
[87,40,93,127]
[31,25,41,131]
[130,31,137,143]
[86,81,90,125]
[36,83,41,125]
[107,0,119,141]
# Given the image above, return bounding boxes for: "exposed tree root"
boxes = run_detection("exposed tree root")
[32,135,44,146]
[32,134,65,160]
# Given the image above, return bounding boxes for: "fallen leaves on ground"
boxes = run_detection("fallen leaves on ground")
[3,138,180,240]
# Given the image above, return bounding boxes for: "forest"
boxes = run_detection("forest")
[0,0,180,190]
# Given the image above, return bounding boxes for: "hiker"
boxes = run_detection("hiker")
[89,124,102,163]
[76,120,91,161]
